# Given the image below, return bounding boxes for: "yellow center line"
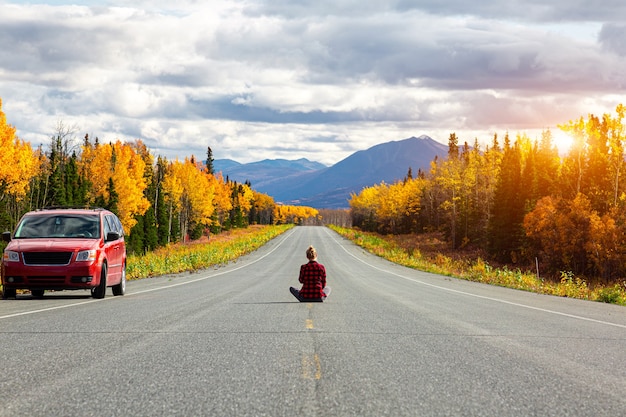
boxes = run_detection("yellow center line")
[306,303,314,328]
[313,354,322,379]
[301,308,322,380]
[301,353,322,380]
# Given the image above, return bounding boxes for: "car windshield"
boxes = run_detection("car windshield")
[14,214,100,239]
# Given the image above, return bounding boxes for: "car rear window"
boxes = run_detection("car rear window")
[14,214,100,239]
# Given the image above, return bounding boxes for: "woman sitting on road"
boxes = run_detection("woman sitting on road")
[290,246,329,302]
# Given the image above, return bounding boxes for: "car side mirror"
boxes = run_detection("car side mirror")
[2,231,11,242]
[106,231,121,242]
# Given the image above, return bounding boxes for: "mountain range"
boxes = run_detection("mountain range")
[213,135,448,209]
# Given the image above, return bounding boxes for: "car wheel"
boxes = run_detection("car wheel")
[92,263,107,299]
[112,262,126,296]
[2,288,17,299]
[31,289,45,298]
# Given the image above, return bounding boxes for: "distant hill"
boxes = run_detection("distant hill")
[213,158,326,186]
[213,135,447,208]
[212,159,241,172]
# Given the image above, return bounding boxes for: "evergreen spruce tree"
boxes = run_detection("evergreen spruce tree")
[488,136,525,262]
[448,133,459,159]
[48,138,67,207]
[155,183,169,246]
[535,130,560,200]
[107,177,119,213]
[142,202,158,250]
[404,167,413,182]
[155,157,170,246]
[248,200,257,225]
[585,114,612,213]
[170,208,181,242]
[64,152,89,207]
[519,136,538,211]
[127,217,146,255]
[205,146,215,175]
[128,160,159,253]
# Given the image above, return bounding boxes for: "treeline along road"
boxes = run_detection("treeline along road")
[1,226,625,416]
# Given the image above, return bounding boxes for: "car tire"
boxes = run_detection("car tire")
[2,288,17,299]
[112,262,126,296]
[31,289,45,298]
[92,263,107,299]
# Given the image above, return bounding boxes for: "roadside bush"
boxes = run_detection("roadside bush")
[329,225,626,306]
[596,284,625,304]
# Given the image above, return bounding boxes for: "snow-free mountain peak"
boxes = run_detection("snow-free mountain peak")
[213,135,447,208]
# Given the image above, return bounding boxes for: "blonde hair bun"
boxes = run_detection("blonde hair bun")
[306,246,317,260]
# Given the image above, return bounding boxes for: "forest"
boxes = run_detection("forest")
[0,98,320,255]
[3,96,626,287]
[350,104,626,286]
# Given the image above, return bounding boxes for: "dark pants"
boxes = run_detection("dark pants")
[290,287,324,302]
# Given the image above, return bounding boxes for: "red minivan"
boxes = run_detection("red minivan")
[2,208,126,299]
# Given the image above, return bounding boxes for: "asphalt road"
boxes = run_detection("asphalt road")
[1,226,625,417]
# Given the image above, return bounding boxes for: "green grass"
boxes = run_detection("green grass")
[329,225,626,306]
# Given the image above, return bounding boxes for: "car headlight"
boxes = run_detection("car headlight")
[76,250,97,262]
[3,250,20,262]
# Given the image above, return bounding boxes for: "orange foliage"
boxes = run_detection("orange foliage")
[234,182,254,214]
[525,194,626,280]
[524,195,592,273]
[273,204,319,224]
[351,104,626,281]
[163,157,216,229]
[350,178,424,234]
[0,99,40,200]
[80,140,150,232]
[209,172,233,222]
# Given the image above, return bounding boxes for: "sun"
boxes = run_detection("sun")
[551,130,573,155]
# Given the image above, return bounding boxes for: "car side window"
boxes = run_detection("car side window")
[104,214,124,239]
[103,215,113,238]
[112,215,124,236]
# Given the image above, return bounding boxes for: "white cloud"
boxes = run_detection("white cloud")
[0,0,625,166]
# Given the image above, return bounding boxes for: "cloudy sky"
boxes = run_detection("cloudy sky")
[1,1,625,165]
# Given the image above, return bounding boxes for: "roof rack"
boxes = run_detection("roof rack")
[39,206,106,211]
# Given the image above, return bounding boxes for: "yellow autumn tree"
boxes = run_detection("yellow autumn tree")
[349,176,424,234]
[399,177,424,232]
[111,141,151,232]
[376,182,402,233]
[349,184,382,231]
[433,153,464,248]
[187,165,216,229]
[0,98,40,202]
[586,208,624,282]
[162,157,215,240]
[250,191,275,224]
[602,104,625,208]
[80,140,150,232]
[81,141,113,201]
[524,194,594,276]
[235,182,254,215]
[208,172,232,229]
[161,158,183,241]
[273,204,319,225]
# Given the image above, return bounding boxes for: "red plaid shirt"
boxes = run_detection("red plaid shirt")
[298,260,326,299]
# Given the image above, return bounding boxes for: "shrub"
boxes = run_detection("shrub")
[596,284,625,304]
